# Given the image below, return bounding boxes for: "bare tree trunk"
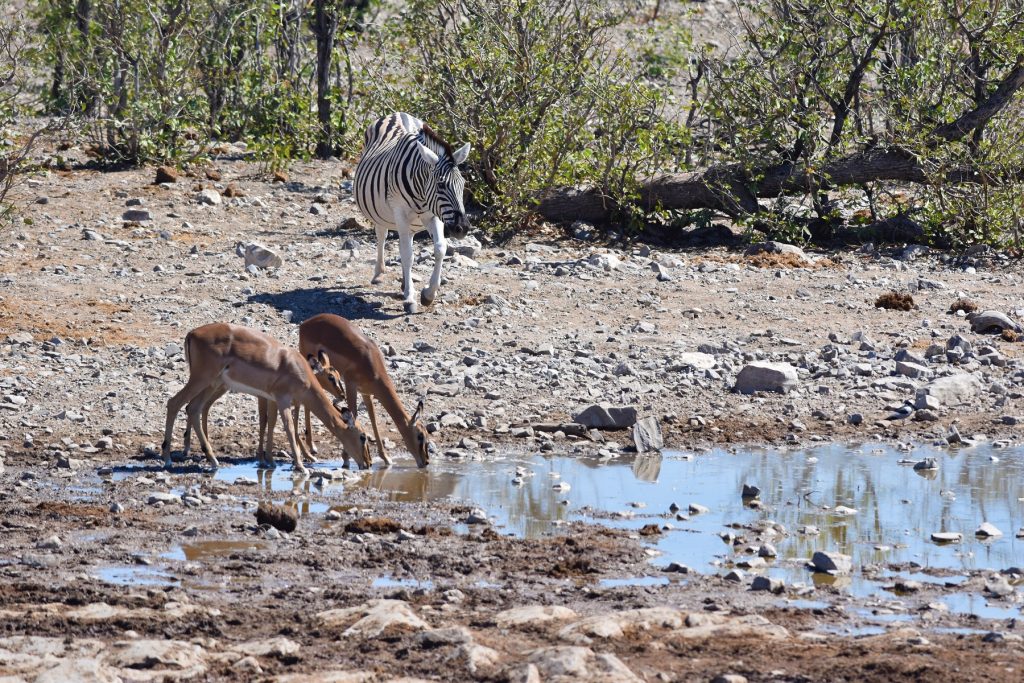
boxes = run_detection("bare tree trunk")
[313,0,337,159]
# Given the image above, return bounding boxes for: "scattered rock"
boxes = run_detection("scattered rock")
[256,501,298,533]
[734,362,798,394]
[632,416,663,452]
[237,242,283,269]
[975,522,1003,538]
[316,600,429,639]
[526,646,641,683]
[930,532,963,543]
[495,605,578,629]
[155,166,179,183]
[915,374,982,408]
[122,209,152,222]
[968,310,1022,334]
[197,188,222,205]
[573,403,638,430]
[811,551,852,575]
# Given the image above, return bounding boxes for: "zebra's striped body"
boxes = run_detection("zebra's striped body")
[354,113,471,314]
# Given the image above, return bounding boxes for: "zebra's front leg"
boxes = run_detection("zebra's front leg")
[371,224,388,285]
[398,226,416,314]
[422,216,446,308]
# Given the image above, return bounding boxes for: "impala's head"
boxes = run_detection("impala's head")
[417,129,471,239]
[400,399,431,469]
[308,350,345,401]
[330,402,372,470]
[307,353,369,469]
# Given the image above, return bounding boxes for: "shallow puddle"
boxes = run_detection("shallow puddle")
[94,565,176,587]
[164,540,267,562]
[118,442,1022,616]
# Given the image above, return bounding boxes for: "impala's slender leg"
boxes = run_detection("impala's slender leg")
[163,376,214,469]
[186,388,220,469]
[183,385,226,459]
[363,393,391,466]
[278,400,307,474]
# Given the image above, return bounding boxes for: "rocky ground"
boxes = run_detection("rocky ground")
[1,155,1024,681]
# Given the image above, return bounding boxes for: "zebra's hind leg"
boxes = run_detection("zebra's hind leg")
[371,224,388,285]
[421,216,446,308]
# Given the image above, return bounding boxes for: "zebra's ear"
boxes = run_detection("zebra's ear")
[452,142,470,165]
[416,143,440,167]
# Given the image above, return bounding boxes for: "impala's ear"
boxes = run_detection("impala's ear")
[307,353,324,374]
[452,142,470,165]
[317,349,331,370]
[339,406,356,429]
[411,398,424,422]
[417,142,439,167]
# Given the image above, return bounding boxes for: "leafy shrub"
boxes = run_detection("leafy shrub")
[704,0,1024,247]
[366,0,688,227]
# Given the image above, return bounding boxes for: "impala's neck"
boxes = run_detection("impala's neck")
[301,384,345,431]
[374,377,412,428]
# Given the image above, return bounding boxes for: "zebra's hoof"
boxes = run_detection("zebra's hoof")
[420,288,435,307]
[403,300,417,314]
[371,274,384,285]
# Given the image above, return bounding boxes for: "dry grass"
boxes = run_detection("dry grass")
[949,298,979,315]
[1001,329,1018,342]
[875,291,915,311]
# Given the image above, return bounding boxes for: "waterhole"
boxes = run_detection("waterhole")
[181,442,1021,612]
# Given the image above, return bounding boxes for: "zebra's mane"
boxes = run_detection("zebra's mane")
[418,123,455,159]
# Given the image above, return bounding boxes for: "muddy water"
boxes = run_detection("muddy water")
[208,442,1022,608]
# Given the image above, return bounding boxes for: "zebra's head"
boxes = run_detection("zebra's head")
[417,141,472,238]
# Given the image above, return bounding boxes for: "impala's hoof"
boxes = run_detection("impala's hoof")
[371,274,384,285]
[403,300,417,315]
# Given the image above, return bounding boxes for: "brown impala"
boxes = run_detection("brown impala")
[161,322,371,472]
[298,313,431,468]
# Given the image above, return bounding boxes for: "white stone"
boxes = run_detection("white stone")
[811,550,852,575]
[915,374,982,408]
[494,605,578,629]
[976,522,1003,538]
[315,600,428,639]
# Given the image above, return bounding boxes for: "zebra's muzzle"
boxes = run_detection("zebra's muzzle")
[446,213,471,239]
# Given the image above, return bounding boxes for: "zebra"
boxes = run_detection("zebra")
[354,113,471,314]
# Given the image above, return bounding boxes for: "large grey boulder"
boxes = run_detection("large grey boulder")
[914,374,982,408]
[573,404,638,430]
[734,362,798,394]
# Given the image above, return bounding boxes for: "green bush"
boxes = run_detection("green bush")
[705,0,1024,247]
[366,0,688,227]
[34,0,372,167]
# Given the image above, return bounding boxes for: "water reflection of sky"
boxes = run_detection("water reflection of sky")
[203,442,1022,600]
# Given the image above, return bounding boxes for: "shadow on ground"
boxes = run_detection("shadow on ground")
[248,286,401,323]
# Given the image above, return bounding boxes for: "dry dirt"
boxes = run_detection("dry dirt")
[1,156,1024,682]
